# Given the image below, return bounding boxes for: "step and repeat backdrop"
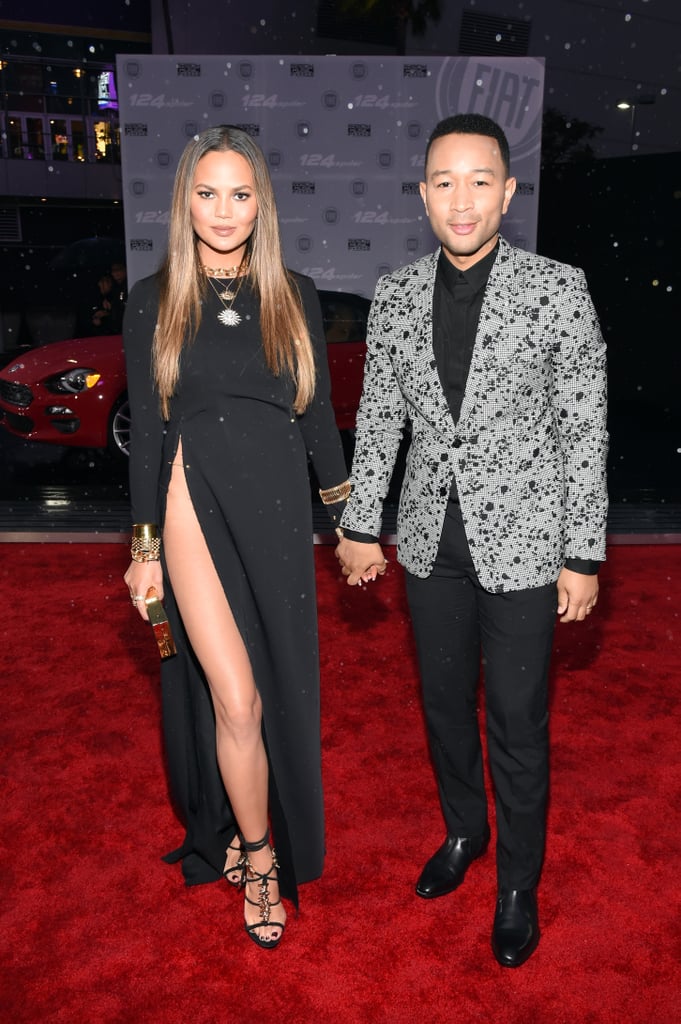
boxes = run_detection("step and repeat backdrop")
[116,54,545,297]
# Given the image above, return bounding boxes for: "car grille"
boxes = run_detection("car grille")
[0,379,33,408]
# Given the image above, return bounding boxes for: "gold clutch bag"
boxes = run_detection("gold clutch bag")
[145,587,177,659]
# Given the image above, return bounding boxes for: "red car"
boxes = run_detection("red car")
[0,290,368,458]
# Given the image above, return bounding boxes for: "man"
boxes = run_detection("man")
[108,261,128,332]
[336,113,608,968]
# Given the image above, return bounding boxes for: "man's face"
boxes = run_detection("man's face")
[419,132,516,270]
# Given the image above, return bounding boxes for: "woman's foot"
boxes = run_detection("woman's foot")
[223,835,245,888]
[243,832,286,949]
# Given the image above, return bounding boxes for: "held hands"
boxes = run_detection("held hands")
[335,538,388,587]
[556,567,599,623]
[124,560,164,621]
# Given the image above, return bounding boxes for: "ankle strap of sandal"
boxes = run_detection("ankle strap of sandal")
[242,829,270,854]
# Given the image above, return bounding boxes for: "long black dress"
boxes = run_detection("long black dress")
[123,271,347,901]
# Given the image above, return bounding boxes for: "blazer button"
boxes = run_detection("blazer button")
[452,437,462,448]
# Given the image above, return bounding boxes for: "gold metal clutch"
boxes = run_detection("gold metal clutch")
[144,587,177,659]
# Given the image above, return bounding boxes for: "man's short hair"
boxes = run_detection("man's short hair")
[424,114,511,177]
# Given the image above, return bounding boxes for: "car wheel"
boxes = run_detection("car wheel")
[108,393,131,459]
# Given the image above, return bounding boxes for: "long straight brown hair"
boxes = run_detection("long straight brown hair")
[153,125,315,419]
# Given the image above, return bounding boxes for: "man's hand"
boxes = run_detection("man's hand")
[556,567,599,623]
[335,537,387,587]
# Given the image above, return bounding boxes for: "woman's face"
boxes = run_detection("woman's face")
[190,149,258,267]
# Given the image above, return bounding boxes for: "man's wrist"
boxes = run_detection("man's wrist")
[564,557,601,575]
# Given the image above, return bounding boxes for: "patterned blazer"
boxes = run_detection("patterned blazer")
[341,236,608,590]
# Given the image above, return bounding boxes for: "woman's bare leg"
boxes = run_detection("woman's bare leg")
[163,443,285,941]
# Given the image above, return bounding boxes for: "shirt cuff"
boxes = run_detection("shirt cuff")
[340,527,381,544]
[564,557,601,575]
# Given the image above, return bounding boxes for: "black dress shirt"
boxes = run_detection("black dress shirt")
[344,242,599,575]
[432,242,497,427]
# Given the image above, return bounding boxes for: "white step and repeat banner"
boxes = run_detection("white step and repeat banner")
[116,55,545,297]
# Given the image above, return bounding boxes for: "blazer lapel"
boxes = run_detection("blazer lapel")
[408,253,458,437]
[458,239,518,425]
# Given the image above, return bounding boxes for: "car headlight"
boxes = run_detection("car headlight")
[45,368,102,394]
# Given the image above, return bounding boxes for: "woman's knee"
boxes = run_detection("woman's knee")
[213,685,263,742]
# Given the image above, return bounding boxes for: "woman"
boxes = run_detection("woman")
[123,125,350,949]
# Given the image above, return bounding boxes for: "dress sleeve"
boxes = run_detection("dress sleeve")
[293,273,350,526]
[123,276,165,526]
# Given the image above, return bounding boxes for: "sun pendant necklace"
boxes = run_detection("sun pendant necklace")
[205,270,246,327]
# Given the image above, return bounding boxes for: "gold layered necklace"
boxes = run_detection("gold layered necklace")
[203,263,249,327]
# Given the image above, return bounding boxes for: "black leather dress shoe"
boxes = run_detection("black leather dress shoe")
[415,827,490,899]
[491,889,539,967]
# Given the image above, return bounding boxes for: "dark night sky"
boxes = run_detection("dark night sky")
[0,1,150,33]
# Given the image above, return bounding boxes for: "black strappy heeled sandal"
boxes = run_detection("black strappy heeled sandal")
[242,830,286,950]
[223,835,246,889]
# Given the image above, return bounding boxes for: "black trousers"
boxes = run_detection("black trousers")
[405,500,557,890]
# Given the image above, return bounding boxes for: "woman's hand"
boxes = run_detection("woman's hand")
[123,560,164,621]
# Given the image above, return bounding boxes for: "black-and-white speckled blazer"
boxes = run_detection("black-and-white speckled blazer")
[341,236,608,590]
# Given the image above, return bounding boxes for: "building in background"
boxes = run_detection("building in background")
[2,1,679,199]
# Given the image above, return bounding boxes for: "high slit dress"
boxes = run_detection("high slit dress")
[123,271,348,902]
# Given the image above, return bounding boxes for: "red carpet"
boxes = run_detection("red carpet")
[1,542,680,1023]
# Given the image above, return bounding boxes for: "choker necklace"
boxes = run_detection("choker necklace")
[202,263,248,279]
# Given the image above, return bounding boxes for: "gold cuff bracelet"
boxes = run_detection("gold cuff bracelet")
[131,523,161,562]
[319,481,351,505]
